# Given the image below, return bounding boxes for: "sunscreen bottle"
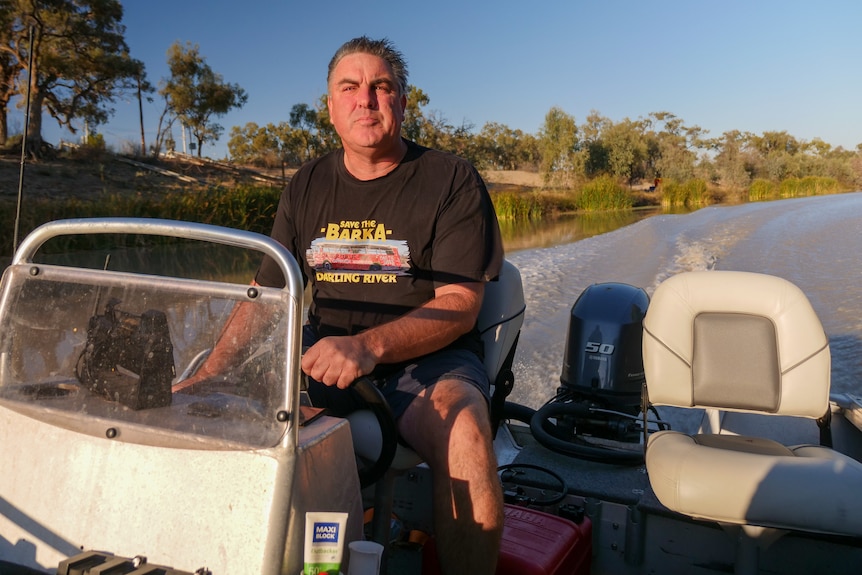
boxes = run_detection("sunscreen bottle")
[304,511,348,575]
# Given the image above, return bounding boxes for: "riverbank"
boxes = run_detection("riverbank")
[0,153,545,201]
[0,153,287,201]
[0,153,560,257]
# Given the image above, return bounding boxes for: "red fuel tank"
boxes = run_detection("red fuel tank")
[422,504,592,575]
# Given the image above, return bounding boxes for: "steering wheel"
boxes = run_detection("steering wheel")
[349,376,399,488]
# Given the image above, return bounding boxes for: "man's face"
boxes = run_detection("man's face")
[327,52,406,154]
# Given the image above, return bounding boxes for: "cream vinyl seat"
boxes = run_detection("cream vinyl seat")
[642,270,862,574]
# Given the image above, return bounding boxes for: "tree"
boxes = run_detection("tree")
[604,119,648,184]
[475,122,530,171]
[132,64,155,156]
[538,107,580,187]
[709,130,754,189]
[0,1,22,147]
[228,122,271,164]
[288,102,321,162]
[402,85,430,143]
[647,112,707,182]
[1,0,145,157]
[160,41,247,157]
[313,93,339,153]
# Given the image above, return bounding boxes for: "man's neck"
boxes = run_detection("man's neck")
[342,139,408,181]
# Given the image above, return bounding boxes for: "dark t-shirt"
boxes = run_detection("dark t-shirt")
[256,139,503,356]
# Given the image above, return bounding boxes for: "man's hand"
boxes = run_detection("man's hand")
[301,335,379,389]
[301,282,485,389]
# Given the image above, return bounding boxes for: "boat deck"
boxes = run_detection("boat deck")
[377,401,862,574]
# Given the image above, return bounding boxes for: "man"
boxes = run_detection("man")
[178,36,504,574]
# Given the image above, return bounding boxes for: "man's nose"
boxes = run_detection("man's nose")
[357,85,377,108]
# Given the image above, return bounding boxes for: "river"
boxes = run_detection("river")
[504,191,862,409]
[24,192,862,408]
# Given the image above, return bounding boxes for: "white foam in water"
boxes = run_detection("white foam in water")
[506,192,862,408]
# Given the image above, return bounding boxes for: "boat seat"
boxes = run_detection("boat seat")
[348,259,525,550]
[642,270,862,575]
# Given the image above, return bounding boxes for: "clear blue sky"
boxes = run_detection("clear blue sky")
[21,0,862,158]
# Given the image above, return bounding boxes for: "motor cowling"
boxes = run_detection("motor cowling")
[559,282,649,411]
[517,281,654,465]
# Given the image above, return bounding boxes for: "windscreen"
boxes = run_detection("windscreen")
[0,263,298,449]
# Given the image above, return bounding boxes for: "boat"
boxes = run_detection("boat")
[0,217,861,575]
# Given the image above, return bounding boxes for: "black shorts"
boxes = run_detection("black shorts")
[302,325,490,419]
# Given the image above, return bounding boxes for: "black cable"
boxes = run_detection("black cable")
[498,463,568,507]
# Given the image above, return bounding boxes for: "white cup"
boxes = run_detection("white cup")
[347,540,384,575]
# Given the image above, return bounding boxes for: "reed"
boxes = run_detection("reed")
[576,175,633,212]
[748,179,778,201]
[492,191,546,221]
[779,176,841,198]
[661,179,710,208]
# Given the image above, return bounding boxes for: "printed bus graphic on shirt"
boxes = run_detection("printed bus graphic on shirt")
[306,238,411,273]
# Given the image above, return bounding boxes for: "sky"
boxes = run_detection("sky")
[14,0,862,159]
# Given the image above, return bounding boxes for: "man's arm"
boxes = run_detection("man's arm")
[301,282,484,389]
[171,282,268,393]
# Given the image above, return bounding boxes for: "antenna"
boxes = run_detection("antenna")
[13,26,36,256]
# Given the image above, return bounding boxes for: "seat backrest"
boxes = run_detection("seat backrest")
[642,270,830,419]
[476,260,525,384]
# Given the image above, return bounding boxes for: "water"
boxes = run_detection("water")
[19,194,861,408]
[505,192,862,409]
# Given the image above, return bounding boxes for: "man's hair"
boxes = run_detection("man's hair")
[327,36,409,96]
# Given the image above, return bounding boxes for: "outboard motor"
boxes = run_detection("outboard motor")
[561,282,648,416]
[530,282,660,465]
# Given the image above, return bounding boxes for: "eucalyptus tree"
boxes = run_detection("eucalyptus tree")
[227,122,279,165]
[288,102,322,162]
[398,84,463,154]
[160,41,248,157]
[313,93,339,154]
[1,0,145,157]
[709,130,755,190]
[131,64,155,156]
[538,106,580,187]
[580,110,611,177]
[433,117,477,164]
[647,111,707,182]
[475,122,528,170]
[401,85,430,143]
[0,2,21,146]
[603,119,649,184]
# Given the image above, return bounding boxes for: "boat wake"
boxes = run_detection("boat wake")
[507,193,862,407]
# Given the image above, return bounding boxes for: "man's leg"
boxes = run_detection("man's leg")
[398,378,504,575]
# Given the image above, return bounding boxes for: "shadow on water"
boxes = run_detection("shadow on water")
[3,207,679,277]
[501,206,668,253]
